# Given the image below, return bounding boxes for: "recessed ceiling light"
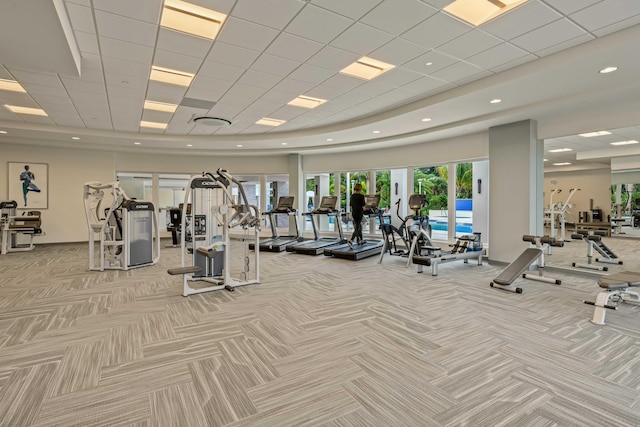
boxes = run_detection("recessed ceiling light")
[599,66,618,74]
[287,95,328,109]
[236,144,243,147]
[553,162,572,166]
[610,140,639,146]
[490,98,501,104]
[421,118,432,122]
[425,62,433,66]
[140,120,168,129]
[0,79,26,93]
[134,142,141,145]
[144,100,178,113]
[444,0,528,26]
[4,105,48,116]
[281,142,287,145]
[71,136,80,140]
[326,138,333,142]
[340,57,395,80]
[548,148,572,153]
[0,130,7,134]
[579,131,611,137]
[186,144,193,147]
[150,66,194,87]
[373,130,380,134]
[256,117,286,127]
[161,0,226,40]
[543,159,548,162]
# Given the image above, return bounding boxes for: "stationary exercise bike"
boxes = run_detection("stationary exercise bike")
[378,194,433,264]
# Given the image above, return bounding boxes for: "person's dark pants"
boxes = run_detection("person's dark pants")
[351,216,363,243]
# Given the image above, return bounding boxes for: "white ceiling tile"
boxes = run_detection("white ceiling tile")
[489,54,537,73]
[250,54,301,77]
[319,74,366,91]
[266,33,324,62]
[592,15,640,38]
[401,11,472,49]
[8,71,63,87]
[306,46,360,71]
[232,0,304,30]
[186,75,231,100]
[62,68,104,84]
[153,49,203,74]
[0,92,34,106]
[102,56,150,80]
[369,38,426,67]
[400,75,451,95]
[288,64,336,85]
[330,23,395,55]
[94,10,158,47]
[403,50,458,75]
[65,0,91,7]
[481,1,562,41]
[466,42,529,70]
[217,17,280,51]
[30,95,75,108]
[437,29,503,60]
[145,81,188,104]
[74,32,100,55]
[206,42,260,68]
[371,67,424,88]
[304,84,351,101]
[93,0,161,24]
[310,0,382,20]
[65,3,95,34]
[237,70,282,89]
[99,37,154,65]
[569,0,640,32]
[198,61,245,81]
[511,18,587,53]
[533,34,594,58]
[224,83,268,99]
[142,110,173,123]
[217,91,256,107]
[361,0,437,36]
[285,5,354,44]
[50,115,85,127]
[430,61,484,83]
[105,71,148,91]
[107,86,145,104]
[156,28,213,58]
[80,54,102,71]
[543,0,601,15]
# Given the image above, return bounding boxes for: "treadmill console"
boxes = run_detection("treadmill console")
[408,194,427,211]
[316,196,338,213]
[273,196,295,213]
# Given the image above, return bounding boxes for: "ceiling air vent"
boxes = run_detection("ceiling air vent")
[192,116,232,127]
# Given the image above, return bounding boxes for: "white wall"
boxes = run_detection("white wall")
[544,168,612,223]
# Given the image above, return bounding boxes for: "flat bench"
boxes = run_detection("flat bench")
[167,266,202,275]
[584,271,640,325]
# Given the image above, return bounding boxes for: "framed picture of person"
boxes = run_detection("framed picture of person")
[8,162,49,209]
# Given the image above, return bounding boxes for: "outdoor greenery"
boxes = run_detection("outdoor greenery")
[611,184,640,213]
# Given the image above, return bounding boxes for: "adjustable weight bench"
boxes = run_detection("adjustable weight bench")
[584,271,639,325]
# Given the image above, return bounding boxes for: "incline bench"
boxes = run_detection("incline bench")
[584,271,639,325]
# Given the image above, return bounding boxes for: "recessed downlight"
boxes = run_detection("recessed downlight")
[610,140,639,146]
[599,66,618,74]
[326,138,333,142]
[134,142,141,145]
[579,131,611,137]
[236,144,243,147]
[553,162,572,166]
[421,118,432,122]
[186,144,193,147]
[281,142,287,145]
[548,148,572,153]
[71,136,80,140]
[490,98,501,104]
[0,130,7,134]
[373,130,380,134]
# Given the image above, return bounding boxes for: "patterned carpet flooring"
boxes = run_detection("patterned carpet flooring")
[0,236,638,426]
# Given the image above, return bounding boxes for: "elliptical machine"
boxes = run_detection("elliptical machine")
[378,194,433,264]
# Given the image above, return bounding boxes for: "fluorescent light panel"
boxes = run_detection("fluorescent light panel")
[0,79,26,93]
[553,162,572,166]
[4,105,48,116]
[340,57,395,80]
[144,100,178,113]
[150,66,194,87]
[161,0,226,40]
[444,0,528,26]
[548,148,572,153]
[579,131,611,137]
[288,95,327,109]
[610,140,639,146]
[140,120,167,129]
[256,118,286,127]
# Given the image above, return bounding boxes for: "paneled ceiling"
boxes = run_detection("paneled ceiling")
[0,0,639,171]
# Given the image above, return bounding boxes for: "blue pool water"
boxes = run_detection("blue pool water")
[429,221,473,233]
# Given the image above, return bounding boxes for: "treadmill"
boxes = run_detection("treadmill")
[287,195,346,255]
[325,195,385,261]
[250,196,302,252]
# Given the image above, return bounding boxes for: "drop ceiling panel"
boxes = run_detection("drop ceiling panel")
[481,1,562,41]
[102,57,150,79]
[236,70,282,89]
[403,50,458,75]
[511,18,587,53]
[205,42,260,69]
[153,49,204,74]
[437,29,503,60]
[231,0,304,30]
[372,67,424,88]
[93,0,162,24]
[94,11,158,47]
[271,78,315,96]
[224,83,269,99]
[304,84,350,101]
[569,1,640,32]
[217,17,280,51]
[544,0,600,15]
[155,29,213,58]
[330,23,395,55]
[74,32,100,55]
[266,33,324,62]
[400,75,452,95]
[19,84,68,99]
[369,38,426,67]
[0,92,34,106]
[306,46,359,71]
[105,72,148,91]
[145,82,188,104]
[107,86,146,102]
[401,12,471,49]
[65,3,95,34]
[250,54,301,77]
[198,61,245,81]
[318,74,365,91]
[360,0,437,36]
[466,42,530,70]
[288,64,336,85]
[284,5,354,44]
[31,95,75,108]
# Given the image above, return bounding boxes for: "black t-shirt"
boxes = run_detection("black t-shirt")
[350,193,365,220]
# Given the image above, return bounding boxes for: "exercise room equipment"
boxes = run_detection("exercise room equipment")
[571,230,623,271]
[166,203,191,248]
[490,235,563,293]
[83,182,160,271]
[584,271,639,325]
[286,195,346,255]
[250,196,302,252]
[168,170,260,296]
[410,233,484,276]
[378,194,433,264]
[545,188,579,249]
[0,200,44,255]
[324,194,385,261]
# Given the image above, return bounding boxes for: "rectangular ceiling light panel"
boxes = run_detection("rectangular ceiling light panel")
[161,0,227,40]
[144,100,178,113]
[444,0,528,26]
[610,140,639,146]
[140,120,168,129]
[256,118,286,127]
[340,57,395,80]
[288,95,328,109]
[548,148,572,153]
[0,79,26,93]
[579,131,611,137]
[4,105,48,116]
[150,66,194,87]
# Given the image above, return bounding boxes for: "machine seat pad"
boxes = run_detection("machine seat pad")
[167,266,202,275]
[598,271,640,289]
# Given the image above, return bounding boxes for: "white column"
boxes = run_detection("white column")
[447,162,456,241]
[288,154,303,236]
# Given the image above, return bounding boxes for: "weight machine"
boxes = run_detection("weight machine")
[169,170,261,296]
[1,200,44,255]
[83,181,160,271]
[545,188,579,252]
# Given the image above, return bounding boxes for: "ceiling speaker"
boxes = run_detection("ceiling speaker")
[192,116,232,127]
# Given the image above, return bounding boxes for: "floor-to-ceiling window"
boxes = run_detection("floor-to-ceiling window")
[413,165,448,240]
